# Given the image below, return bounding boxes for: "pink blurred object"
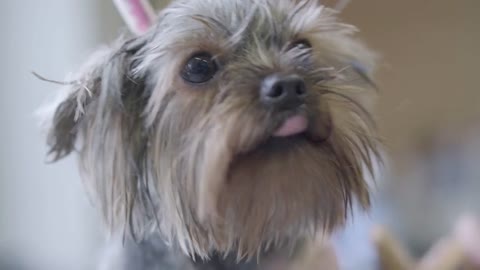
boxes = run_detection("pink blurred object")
[113,0,156,35]
[454,214,480,266]
[273,115,308,137]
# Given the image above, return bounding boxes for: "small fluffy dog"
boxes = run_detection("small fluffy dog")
[41,0,379,269]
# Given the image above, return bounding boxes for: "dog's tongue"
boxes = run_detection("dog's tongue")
[273,115,308,137]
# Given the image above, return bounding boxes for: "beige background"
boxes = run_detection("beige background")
[342,0,480,157]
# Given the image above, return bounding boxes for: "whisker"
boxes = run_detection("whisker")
[309,67,337,84]
[331,63,378,91]
[32,71,76,86]
[350,62,378,91]
[320,88,377,129]
[335,65,351,75]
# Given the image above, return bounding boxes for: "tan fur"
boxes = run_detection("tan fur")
[41,0,379,264]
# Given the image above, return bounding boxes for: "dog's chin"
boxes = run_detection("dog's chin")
[203,116,346,256]
[190,108,372,258]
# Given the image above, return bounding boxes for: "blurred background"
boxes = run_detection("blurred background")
[0,0,479,269]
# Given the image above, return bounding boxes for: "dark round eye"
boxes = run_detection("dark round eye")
[181,53,218,84]
[290,39,312,51]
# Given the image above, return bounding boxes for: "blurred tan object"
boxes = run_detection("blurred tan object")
[371,225,415,270]
[372,214,480,270]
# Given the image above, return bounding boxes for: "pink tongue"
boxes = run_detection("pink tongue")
[273,115,308,137]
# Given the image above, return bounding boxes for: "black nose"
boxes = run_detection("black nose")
[261,74,307,110]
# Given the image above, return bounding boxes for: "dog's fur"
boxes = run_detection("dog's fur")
[40,0,378,268]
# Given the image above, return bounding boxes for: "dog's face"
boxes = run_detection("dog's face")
[44,0,378,260]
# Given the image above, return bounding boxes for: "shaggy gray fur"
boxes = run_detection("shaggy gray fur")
[40,0,379,269]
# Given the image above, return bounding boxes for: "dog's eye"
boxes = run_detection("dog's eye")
[289,39,312,51]
[181,53,218,84]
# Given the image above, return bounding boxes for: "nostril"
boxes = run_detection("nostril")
[295,81,307,96]
[269,84,285,99]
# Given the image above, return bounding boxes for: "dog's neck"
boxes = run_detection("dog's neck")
[192,252,262,270]
[101,234,300,270]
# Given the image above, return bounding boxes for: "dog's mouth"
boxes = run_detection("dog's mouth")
[198,110,335,223]
[272,114,309,138]
[269,112,332,145]
[235,112,333,159]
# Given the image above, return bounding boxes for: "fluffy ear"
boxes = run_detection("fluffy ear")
[40,35,154,236]
[43,37,146,160]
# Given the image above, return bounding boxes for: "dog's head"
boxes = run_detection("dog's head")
[43,0,378,259]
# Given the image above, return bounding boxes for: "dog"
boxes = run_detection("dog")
[39,0,379,269]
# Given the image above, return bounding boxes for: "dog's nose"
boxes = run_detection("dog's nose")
[261,74,306,110]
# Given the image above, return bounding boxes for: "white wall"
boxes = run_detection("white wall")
[0,1,123,269]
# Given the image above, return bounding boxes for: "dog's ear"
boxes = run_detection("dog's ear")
[44,37,147,161]
[41,36,153,234]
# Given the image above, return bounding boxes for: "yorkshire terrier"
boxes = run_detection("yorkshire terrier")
[40,0,379,269]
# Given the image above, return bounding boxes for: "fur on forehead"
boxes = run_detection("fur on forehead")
[136,0,374,70]
[136,0,376,120]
